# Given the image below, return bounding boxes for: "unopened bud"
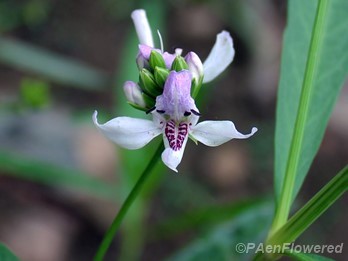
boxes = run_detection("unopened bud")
[142,92,156,109]
[136,53,149,70]
[123,81,146,110]
[139,68,162,97]
[149,50,166,70]
[171,56,189,72]
[154,66,169,87]
[185,52,204,98]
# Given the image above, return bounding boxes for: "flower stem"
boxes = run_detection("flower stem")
[269,0,329,236]
[93,143,164,261]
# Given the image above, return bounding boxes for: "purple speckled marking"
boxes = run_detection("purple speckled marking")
[165,120,188,151]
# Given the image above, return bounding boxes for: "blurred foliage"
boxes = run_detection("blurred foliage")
[0,244,19,261]
[0,38,110,90]
[20,78,51,109]
[168,200,273,261]
[0,150,117,200]
[0,0,51,32]
[284,252,335,261]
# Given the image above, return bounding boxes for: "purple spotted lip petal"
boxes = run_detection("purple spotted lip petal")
[165,120,188,151]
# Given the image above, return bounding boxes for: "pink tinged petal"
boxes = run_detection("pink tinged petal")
[162,52,176,69]
[155,70,197,121]
[161,120,190,172]
[138,44,155,60]
[92,111,161,150]
[203,31,235,83]
[190,120,257,147]
[131,9,154,47]
[185,52,203,83]
[137,45,172,69]
[136,45,152,69]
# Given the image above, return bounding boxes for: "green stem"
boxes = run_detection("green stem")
[270,0,329,235]
[93,143,164,261]
[256,166,348,261]
[269,165,348,245]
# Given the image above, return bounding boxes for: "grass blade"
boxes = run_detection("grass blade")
[0,37,110,90]
[0,150,117,199]
[268,166,347,250]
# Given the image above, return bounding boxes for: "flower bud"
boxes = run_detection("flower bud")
[136,44,153,70]
[139,68,162,97]
[171,56,189,72]
[185,52,204,98]
[123,81,146,110]
[149,50,166,70]
[136,53,149,70]
[142,92,156,109]
[154,66,169,87]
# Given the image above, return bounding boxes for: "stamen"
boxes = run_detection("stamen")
[146,106,156,114]
[191,109,201,116]
[184,111,191,117]
[156,109,165,114]
[157,30,164,53]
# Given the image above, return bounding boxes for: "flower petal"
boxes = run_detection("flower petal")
[191,120,257,146]
[161,134,189,173]
[162,52,176,69]
[203,31,235,83]
[131,9,154,48]
[138,44,153,60]
[156,70,197,122]
[93,111,161,149]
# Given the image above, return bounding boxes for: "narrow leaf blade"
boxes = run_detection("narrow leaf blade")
[269,166,347,245]
[275,0,348,203]
[284,252,335,261]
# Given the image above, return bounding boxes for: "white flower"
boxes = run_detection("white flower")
[131,9,235,83]
[93,71,257,172]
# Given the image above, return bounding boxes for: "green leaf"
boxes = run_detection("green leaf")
[0,37,110,90]
[20,78,51,109]
[151,198,269,241]
[0,150,117,199]
[284,252,335,261]
[0,244,19,261]
[167,200,274,261]
[269,166,347,247]
[274,0,348,225]
[275,0,348,201]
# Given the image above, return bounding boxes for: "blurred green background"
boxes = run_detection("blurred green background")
[0,0,347,260]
